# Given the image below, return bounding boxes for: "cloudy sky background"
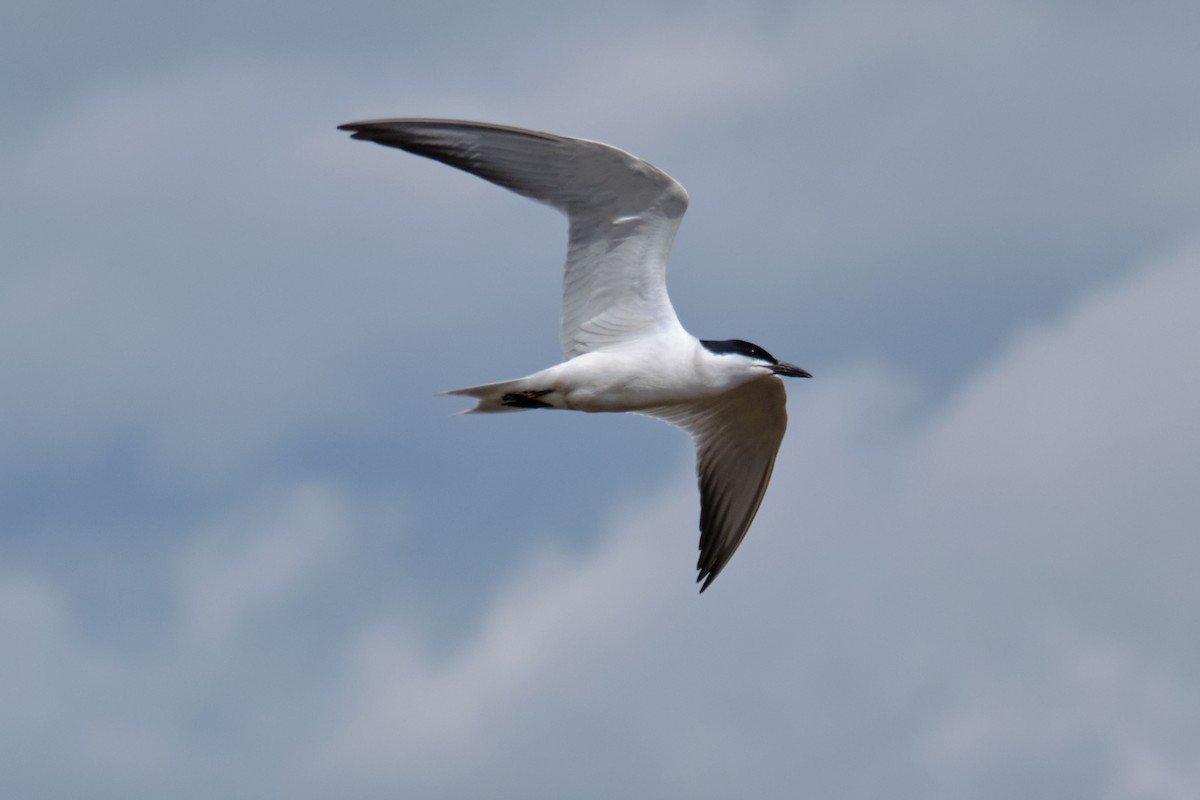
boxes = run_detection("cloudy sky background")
[4,1,1200,797]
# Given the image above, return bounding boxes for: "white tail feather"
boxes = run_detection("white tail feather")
[438,378,532,414]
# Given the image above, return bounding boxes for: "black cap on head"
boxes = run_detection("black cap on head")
[700,339,779,363]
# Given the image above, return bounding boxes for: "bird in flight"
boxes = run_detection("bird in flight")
[339,119,810,591]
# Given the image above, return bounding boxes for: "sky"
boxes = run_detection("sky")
[3,0,1200,797]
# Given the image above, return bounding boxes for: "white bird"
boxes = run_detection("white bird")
[339,119,811,591]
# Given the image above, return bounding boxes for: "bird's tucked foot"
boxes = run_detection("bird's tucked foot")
[500,389,554,409]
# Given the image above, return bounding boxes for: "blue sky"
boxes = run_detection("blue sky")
[4,1,1200,797]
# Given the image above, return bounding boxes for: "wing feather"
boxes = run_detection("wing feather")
[647,377,789,591]
[338,118,689,359]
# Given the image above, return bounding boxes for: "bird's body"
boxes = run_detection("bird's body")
[448,335,759,413]
[339,118,810,590]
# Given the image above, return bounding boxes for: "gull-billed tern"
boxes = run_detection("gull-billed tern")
[339,119,811,591]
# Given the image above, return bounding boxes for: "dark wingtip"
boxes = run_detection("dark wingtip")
[337,121,377,138]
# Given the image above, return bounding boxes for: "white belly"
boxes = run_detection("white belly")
[537,347,749,412]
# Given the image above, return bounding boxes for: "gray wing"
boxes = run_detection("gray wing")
[647,377,789,591]
[339,119,690,359]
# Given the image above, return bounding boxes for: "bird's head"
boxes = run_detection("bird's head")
[700,339,812,380]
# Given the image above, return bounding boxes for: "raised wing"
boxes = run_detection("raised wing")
[647,377,789,591]
[338,119,690,360]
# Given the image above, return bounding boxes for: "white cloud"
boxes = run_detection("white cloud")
[0,570,184,792]
[1,59,435,481]
[317,483,694,778]
[5,3,1200,796]
[174,483,352,650]
[294,242,1200,798]
[3,237,1197,798]
[920,638,1200,800]
[6,0,1197,487]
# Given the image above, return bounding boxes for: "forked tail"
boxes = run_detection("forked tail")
[438,378,555,414]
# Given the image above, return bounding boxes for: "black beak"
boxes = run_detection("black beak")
[772,361,812,379]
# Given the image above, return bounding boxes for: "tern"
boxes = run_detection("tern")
[339,119,811,591]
